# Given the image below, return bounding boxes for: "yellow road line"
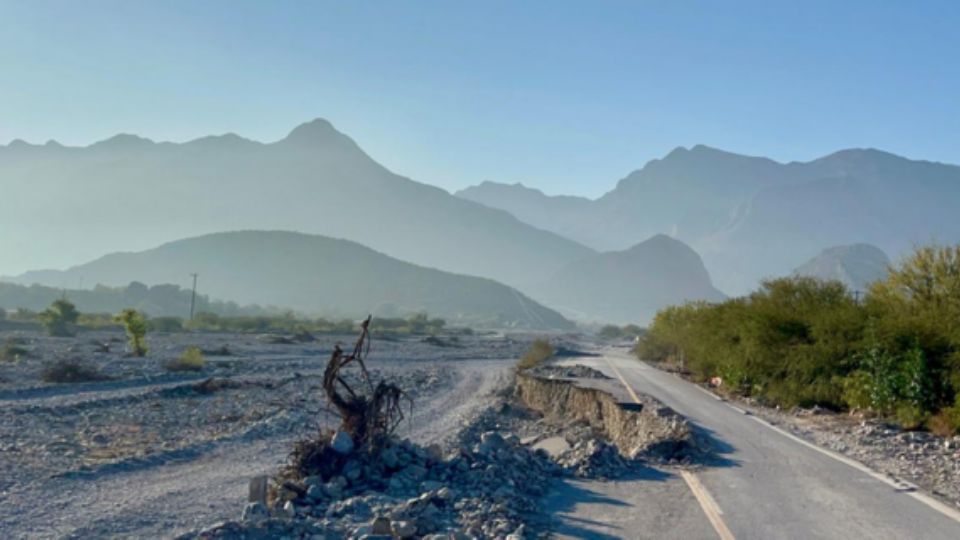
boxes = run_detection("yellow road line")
[680,470,736,540]
[602,355,736,540]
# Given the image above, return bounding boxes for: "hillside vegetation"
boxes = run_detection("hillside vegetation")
[637,244,960,435]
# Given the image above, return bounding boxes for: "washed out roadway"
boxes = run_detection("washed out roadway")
[546,348,960,540]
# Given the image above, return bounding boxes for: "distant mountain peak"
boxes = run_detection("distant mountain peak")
[91,133,155,150]
[794,243,890,291]
[282,118,346,144]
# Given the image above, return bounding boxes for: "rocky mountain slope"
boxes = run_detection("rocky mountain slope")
[8,231,573,329]
[0,119,593,290]
[530,234,726,324]
[793,243,891,291]
[458,146,960,294]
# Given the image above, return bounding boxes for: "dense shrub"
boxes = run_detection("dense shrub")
[115,309,149,357]
[39,299,80,336]
[638,244,960,434]
[517,339,555,370]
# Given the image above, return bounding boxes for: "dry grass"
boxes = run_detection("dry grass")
[1,337,30,362]
[517,338,555,370]
[165,347,205,372]
[928,409,960,437]
[41,359,111,383]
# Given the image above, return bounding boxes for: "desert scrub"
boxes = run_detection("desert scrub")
[39,299,80,337]
[115,308,149,356]
[517,338,555,370]
[0,336,29,362]
[41,359,111,383]
[165,347,205,372]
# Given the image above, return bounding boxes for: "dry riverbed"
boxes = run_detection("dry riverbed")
[0,329,534,539]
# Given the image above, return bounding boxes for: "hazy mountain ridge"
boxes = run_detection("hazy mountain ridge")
[0,119,593,290]
[8,231,573,329]
[529,234,726,324]
[457,146,960,294]
[793,243,891,292]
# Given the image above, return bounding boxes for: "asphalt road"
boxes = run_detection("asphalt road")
[550,348,960,540]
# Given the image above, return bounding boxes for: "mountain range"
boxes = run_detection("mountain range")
[6,119,953,326]
[458,145,960,294]
[8,231,572,329]
[0,119,592,291]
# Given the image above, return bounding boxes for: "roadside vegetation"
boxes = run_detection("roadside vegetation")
[637,244,960,436]
[517,339,555,370]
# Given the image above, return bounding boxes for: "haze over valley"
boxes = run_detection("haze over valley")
[4,119,958,323]
[4,4,960,539]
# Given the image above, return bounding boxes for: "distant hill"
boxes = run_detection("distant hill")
[8,231,573,330]
[457,146,960,294]
[0,281,270,318]
[793,244,890,292]
[0,119,593,290]
[530,235,726,325]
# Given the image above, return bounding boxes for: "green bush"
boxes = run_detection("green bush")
[639,243,960,432]
[165,347,205,372]
[115,309,149,357]
[517,339,555,370]
[39,299,80,336]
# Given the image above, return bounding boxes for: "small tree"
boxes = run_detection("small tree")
[115,309,149,357]
[39,299,80,337]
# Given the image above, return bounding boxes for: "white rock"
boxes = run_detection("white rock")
[281,500,296,518]
[392,520,417,539]
[241,501,268,523]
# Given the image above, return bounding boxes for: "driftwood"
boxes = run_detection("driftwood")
[322,316,409,448]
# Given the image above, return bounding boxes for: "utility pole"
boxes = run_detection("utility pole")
[189,273,199,321]
[853,290,863,304]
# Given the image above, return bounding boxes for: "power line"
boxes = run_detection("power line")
[189,273,199,321]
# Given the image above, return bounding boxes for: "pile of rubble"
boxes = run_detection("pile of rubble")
[190,424,560,539]
[188,390,675,540]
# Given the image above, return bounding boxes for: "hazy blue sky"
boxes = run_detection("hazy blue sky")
[1,0,958,197]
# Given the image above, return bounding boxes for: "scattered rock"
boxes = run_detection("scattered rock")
[330,431,354,455]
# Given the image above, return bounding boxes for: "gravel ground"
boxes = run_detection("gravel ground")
[740,403,960,509]
[0,328,534,539]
